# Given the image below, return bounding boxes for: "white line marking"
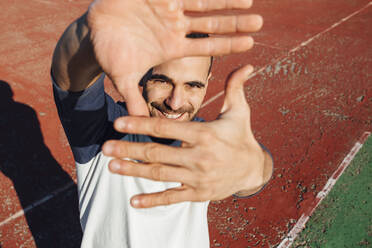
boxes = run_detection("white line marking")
[32,0,57,5]
[201,91,224,108]
[289,1,371,54]
[277,131,371,248]
[0,182,74,227]
[201,1,372,109]
[254,42,286,51]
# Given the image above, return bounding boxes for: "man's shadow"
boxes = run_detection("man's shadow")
[0,81,82,247]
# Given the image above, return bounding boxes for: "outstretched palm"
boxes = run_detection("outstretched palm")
[87,0,262,115]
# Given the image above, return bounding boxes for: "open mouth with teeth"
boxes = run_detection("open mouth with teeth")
[162,112,183,119]
[150,102,194,121]
[156,108,187,120]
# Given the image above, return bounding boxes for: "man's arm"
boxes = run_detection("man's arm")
[51,14,130,164]
[52,13,102,92]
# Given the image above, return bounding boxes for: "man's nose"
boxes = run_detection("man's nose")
[165,87,187,111]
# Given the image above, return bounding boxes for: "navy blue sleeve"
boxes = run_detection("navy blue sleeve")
[233,143,274,199]
[52,74,128,164]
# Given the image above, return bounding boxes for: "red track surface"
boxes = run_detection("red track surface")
[0,0,371,247]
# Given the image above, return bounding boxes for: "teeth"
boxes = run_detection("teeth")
[162,112,183,119]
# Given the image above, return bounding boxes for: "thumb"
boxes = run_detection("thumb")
[220,65,254,114]
[115,79,150,116]
[122,89,150,116]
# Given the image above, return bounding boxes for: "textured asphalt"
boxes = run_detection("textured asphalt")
[0,0,371,247]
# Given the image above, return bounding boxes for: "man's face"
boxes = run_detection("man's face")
[144,57,211,122]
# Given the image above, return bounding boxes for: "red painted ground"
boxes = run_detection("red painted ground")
[0,0,371,247]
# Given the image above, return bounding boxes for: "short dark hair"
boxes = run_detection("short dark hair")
[140,33,213,86]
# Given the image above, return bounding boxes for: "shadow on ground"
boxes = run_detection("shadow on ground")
[0,80,82,247]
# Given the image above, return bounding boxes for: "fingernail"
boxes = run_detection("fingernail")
[110,161,121,172]
[131,198,141,208]
[116,120,126,130]
[103,143,113,154]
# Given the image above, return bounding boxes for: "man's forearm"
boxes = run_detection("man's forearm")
[52,13,102,92]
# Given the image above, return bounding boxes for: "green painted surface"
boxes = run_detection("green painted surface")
[292,136,372,248]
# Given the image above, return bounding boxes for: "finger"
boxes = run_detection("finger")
[102,140,192,166]
[183,0,253,12]
[108,159,195,184]
[184,36,254,56]
[187,14,263,34]
[221,64,253,113]
[113,116,200,143]
[120,87,150,116]
[114,77,150,116]
[131,187,195,208]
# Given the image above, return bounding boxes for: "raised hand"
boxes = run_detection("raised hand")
[87,0,263,116]
[102,65,273,208]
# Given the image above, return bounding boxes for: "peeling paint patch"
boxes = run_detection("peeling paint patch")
[322,110,350,120]
[259,58,310,78]
[279,107,291,116]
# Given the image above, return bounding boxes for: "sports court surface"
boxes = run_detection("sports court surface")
[0,0,371,247]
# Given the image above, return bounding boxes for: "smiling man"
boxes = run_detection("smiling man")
[145,56,212,121]
[52,0,272,247]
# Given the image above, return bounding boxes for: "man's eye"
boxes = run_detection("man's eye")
[187,83,203,89]
[154,80,168,84]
